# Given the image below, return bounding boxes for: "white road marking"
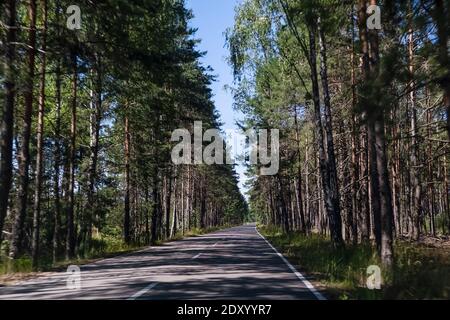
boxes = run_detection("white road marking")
[127,283,158,300]
[255,227,327,301]
[192,253,202,259]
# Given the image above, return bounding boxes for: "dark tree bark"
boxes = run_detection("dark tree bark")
[10,0,38,259]
[165,170,173,238]
[32,0,48,268]
[150,169,161,244]
[369,0,394,268]
[81,60,102,252]
[52,57,63,262]
[0,0,17,243]
[200,176,207,229]
[317,17,344,247]
[350,18,360,243]
[52,0,63,263]
[124,113,131,244]
[66,53,78,260]
[308,21,343,248]
[171,175,178,237]
[356,8,371,242]
[408,16,423,240]
[294,107,306,232]
[357,0,381,250]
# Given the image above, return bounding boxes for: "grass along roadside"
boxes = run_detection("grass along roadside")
[0,225,229,286]
[258,225,450,300]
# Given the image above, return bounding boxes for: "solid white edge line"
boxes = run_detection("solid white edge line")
[255,227,327,301]
[128,282,158,300]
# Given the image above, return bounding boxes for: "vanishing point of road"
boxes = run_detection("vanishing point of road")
[0,224,326,300]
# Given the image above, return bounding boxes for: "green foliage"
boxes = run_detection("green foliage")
[259,225,450,300]
[0,257,34,275]
[0,0,248,267]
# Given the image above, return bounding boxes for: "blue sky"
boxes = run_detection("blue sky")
[185,0,248,196]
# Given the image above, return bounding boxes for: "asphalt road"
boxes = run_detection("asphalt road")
[0,224,325,300]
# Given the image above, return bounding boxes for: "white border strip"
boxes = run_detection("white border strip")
[255,227,327,301]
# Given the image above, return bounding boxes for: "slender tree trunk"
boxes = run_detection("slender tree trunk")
[32,0,48,268]
[82,60,102,252]
[408,19,423,240]
[308,21,343,247]
[444,156,450,234]
[357,1,370,244]
[358,0,381,248]
[165,169,172,238]
[181,173,185,234]
[317,17,344,247]
[151,168,160,244]
[124,113,131,244]
[0,0,17,243]
[53,58,62,263]
[350,7,360,245]
[171,176,178,237]
[10,0,38,259]
[52,0,63,263]
[66,53,77,260]
[200,177,207,229]
[305,136,311,232]
[294,107,306,232]
[369,0,394,268]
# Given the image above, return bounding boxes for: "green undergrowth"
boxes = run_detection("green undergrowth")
[258,225,450,300]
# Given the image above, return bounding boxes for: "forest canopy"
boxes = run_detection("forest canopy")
[0,0,248,268]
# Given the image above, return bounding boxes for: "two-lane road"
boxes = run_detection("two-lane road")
[0,224,325,300]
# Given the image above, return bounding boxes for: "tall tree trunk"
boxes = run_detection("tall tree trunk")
[52,0,63,264]
[171,175,178,237]
[0,0,17,243]
[308,21,343,247]
[124,113,131,244]
[200,177,207,229]
[350,9,360,244]
[150,168,160,244]
[32,0,48,268]
[66,53,77,260]
[369,0,394,269]
[10,0,38,259]
[82,60,102,252]
[305,136,311,232]
[294,107,306,232]
[357,0,381,249]
[408,16,423,240]
[53,61,62,263]
[165,169,172,238]
[181,173,185,234]
[317,17,344,247]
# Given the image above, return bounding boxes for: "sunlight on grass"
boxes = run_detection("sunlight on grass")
[259,225,450,300]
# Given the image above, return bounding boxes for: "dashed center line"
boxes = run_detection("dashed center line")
[128,282,158,300]
[192,253,202,259]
